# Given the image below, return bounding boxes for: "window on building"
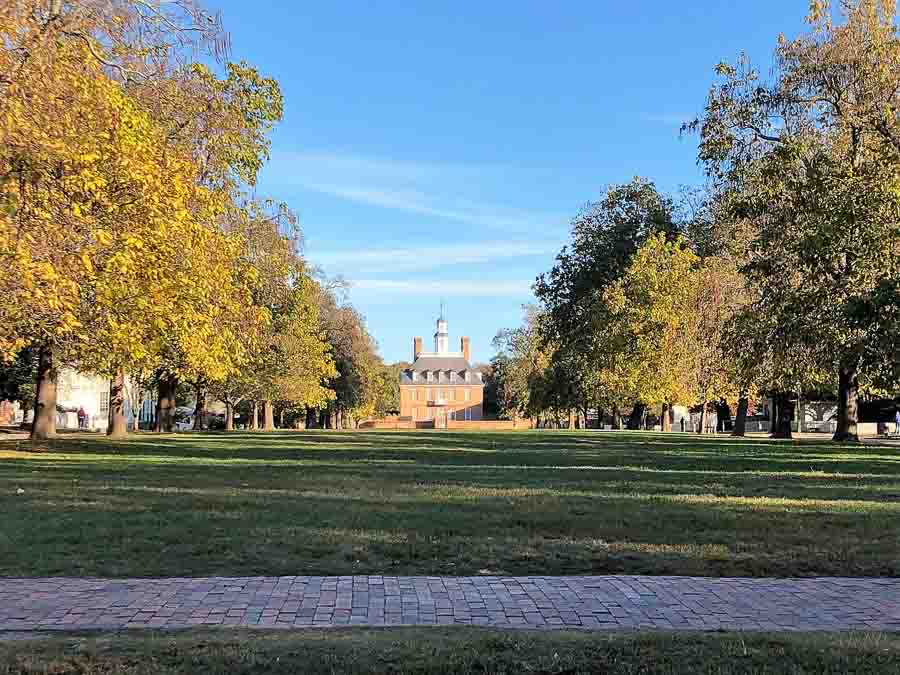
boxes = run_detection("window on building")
[427,371,433,383]
[465,407,471,421]
[411,371,417,383]
[464,389,471,402]
[99,391,109,417]
[426,388,432,402]
[465,371,470,383]
[450,410,456,421]
[450,371,457,384]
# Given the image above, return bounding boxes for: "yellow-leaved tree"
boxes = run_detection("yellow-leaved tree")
[0,12,261,439]
[0,41,211,439]
[602,234,702,428]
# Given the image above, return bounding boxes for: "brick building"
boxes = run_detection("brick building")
[399,316,484,426]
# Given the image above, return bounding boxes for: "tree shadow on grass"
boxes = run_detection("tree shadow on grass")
[3,483,897,578]
[3,431,899,478]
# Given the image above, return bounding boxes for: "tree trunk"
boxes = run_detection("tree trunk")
[771,392,793,439]
[263,400,275,431]
[154,375,177,433]
[107,369,128,439]
[698,400,707,434]
[225,401,234,431]
[336,408,343,430]
[250,401,258,430]
[193,381,205,431]
[661,403,672,432]
[612,406,623,430]
[715,401,731,433]
[31,344,57,440]
[626,403,645,430]
[770,394,780,435]
[279,408,285,429]
[833,362,860,443]
[732,393,749,437]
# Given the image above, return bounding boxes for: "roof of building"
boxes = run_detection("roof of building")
[399,355,483,385]
[411,355,472,371]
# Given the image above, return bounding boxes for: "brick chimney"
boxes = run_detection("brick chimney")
[413,337,423,361]
[460,336,471,363]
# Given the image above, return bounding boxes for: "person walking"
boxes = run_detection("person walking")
[680,418,685,433]
[77,406,86,430]
[894,409,900,437]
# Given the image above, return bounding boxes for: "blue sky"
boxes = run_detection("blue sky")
[216,0,809,364]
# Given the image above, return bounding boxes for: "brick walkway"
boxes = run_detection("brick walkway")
[1,576,898,632]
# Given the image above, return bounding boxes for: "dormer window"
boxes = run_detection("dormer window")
[411,371,417,383]
[427,371,433,383]
[450,371,457,384]
[465,371,470,383]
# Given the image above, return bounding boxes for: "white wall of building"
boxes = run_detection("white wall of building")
[55,368,140,431]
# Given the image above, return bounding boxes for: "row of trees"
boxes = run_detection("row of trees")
[0,1,394,439]
[494,0,900,442]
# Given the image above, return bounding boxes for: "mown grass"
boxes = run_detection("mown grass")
[2,629,899,674]
[1,431,898,578]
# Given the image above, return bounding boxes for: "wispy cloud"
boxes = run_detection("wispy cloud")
[351,279,533,298]
[265,150,565,233]
[313,240,559,274]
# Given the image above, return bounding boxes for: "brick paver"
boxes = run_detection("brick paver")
[1,576,898,632]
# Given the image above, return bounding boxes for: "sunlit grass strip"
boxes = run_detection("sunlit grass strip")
[4,449,900,483]
[413,485,900,512]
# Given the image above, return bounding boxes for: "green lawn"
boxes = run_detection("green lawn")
[1,430,898,578]
[3,629,900,675]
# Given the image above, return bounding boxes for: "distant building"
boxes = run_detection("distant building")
[55,369,151,431]
[399,315,484,425]
[0,369,151,431]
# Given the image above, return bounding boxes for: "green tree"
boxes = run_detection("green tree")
[534,178,683,425]
[492,306,556,424]
[691,0,900,441]
[0,348,37,408]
